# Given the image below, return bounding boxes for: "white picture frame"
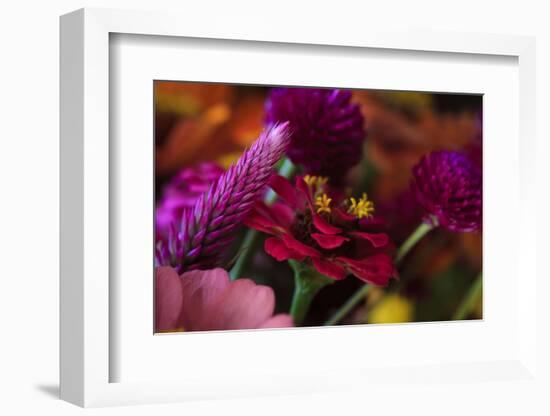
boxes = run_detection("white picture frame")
[60,7,539,408]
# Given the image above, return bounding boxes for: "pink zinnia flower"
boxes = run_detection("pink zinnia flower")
[245,175,397,286]
[155,267,293,332]
[156,162,224,238]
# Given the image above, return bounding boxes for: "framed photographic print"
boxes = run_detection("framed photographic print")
[60,7,539,408]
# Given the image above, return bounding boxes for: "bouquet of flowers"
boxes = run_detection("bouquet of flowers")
[154,84,482,333]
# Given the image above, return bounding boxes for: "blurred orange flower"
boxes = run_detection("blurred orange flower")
[155,82,268,178]
[354,91,478,200]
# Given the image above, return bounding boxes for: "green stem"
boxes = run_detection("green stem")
[395,222,434,264]
[453,272,482,320]
[324,221,435,326]
[289,260,333,326]
[229,158,296,280]
[228,230,259,279]
[289,276,316,326]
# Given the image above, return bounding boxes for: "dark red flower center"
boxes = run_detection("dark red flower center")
[291,210,316,247]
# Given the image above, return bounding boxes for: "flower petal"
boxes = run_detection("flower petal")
[312,213,342,235]
[281,233,321,258]
[179,268,230,331]
[155,267,184,332]
[332,207,357,224]
[269,175,299,209]
[349,231,389,248]
[201,280,276,330]
[312,258,347,280]
[296,176,315,209]
[244,211,279,234]
[311,233,349,249]
[269,202,295,228]
[259,314,294,328]
[265,237,305,262]
[337,254,396,286]
[244,201,289,234]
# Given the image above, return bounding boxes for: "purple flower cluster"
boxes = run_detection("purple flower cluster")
[411,151,482,232]
[156,123,291,272]
[156,162,224,238]
[265,88,366,184]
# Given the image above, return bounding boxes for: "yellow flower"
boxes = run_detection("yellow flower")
[368,294,413,324]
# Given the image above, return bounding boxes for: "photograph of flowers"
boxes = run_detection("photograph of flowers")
[154,82,482,333]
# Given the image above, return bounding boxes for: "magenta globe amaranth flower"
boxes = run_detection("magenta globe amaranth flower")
[411,151,482,232]
[265,88,366,184]
[156,162,224,238]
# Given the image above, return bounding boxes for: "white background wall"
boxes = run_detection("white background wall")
[0,1,548,415]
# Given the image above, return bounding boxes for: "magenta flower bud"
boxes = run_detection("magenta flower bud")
[265,88,366,184]
[156,123,291,272]
[411,151,482,232]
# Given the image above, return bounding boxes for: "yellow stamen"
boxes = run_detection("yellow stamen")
[304,175,316,186]
[304,175,328,189]
[348,193,375,219]
[317,176,328,187]
[315,193,332,214]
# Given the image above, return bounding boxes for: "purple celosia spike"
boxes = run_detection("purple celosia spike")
[411,150,482,232]
[265,87,366,184]
[157,123,291,272]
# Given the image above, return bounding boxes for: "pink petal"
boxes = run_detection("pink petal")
[311,233,349,249]
[269,202,295,228]
[281,233,321,258]
[332,207,357,224]
[312,214,342,235]
[250,200,274,220]
[260,314,294,328]
[265,237,305,262]
[179,268,230,331]
[296,177,315,210]
[201,280,276,330]
[312,258,347,280]
[244,209,280,235]
[269,175,299,209]
[349,231,389,248]
[155,267,184,332]
[244,200,295,234]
